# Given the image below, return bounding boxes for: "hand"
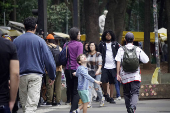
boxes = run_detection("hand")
[72,72,76,76]
[9,101,15,112]
[117,74,122,83]
[95,80,102,85]
[48,79,55,85]
[95,70,100,76]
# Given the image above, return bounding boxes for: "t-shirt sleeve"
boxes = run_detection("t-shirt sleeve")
[115,48,122,62]
[139,49,149,63]
[10,42,18,60]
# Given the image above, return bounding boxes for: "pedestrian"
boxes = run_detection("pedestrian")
[115,32,149,113]
[45,34,62,106]
[64,27,83,112]
[0,36,20,113]
[83,42,89,54]
[13,17,56,113]
[73,54,102,113]
[86,42,105,107]
[99,30,121,103]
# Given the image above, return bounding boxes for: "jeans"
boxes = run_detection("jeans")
[0,105,10,113]
[89,75,103,102]
[115,79,121,97]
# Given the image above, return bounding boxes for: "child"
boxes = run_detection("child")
[73,54,102,113]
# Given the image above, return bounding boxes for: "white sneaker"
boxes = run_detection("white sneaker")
[99,97,105,107]
[87,103,92,108]
[116,96,121,101]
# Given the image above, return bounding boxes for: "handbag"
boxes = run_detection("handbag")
[88,70,96,78]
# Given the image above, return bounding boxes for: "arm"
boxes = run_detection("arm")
[95,54,102,75]
[42,41,56,81]
[116,61,121,82]
[9,60,20,112]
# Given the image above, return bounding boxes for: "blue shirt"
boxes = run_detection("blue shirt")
[76,65,95,90]
[13,32,56,80]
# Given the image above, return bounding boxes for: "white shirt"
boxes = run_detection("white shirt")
[104,42,116,69]
[115,43,149,84]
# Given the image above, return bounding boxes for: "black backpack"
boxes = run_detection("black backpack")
[121,46,139,73]
[49,45,61,67]
[58,42,70,66]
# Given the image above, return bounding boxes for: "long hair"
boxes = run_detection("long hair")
[88,42,98,52]
[101,30,115,42]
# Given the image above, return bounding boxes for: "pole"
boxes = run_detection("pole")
[153,0,161,83]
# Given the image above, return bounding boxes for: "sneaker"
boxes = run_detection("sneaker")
[72,109,78,113]
[110,98,116,104]
[116,96,121,101]
[65,101,70,105]
[103,94,110,102]
[43,102,52,106]
[127,107,135,113]
[99,97,105,107]
[52,102,61,106]
[87,103,92,108]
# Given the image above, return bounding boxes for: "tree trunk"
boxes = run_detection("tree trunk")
[158,0,165,29]
[84,0,100,44]
[144,0,151,69]
[166,0,170,73]
[114,0,127,43]
[104,0,126,43]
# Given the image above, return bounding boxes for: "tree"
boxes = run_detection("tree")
[104,0,127,43]
[143,0,151,69]
[166,0,170,73]
[84,0,100,44]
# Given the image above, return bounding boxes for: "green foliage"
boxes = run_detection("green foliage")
[47,2,72,33]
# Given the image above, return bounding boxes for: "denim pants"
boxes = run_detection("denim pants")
[0,105,10,113]
[115,79,121,97]
[89,75,103,102]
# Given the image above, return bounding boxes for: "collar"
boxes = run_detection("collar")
[127,43,133,46]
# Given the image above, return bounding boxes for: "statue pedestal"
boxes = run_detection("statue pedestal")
[139,84,170,99]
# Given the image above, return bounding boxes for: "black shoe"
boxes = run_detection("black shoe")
[45,102,52,106]
[52,102,61,106]
[103,94,110,102]
[65,101,70,105]
[127,107,134,113]
[110,98,116,104]
[96,96,99,102]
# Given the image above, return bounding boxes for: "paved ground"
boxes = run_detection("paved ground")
[18,99,170,113]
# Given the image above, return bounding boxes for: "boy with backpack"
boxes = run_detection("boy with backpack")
[115,32,149,113]
[72,54,102,113]
[45,34,62,106]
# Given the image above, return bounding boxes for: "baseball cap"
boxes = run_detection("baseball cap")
[46,34,54,39]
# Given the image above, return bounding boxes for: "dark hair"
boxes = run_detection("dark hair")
[83,42,89,52]
[69,27,80,40]
[46,39,56,44]
[77,54,85,65]
[24,17,37,31]
[102,30,115,42]
[125,32,134,43]
[88,42,98,52]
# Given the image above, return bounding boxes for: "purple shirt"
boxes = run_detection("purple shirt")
[64,40,83,70]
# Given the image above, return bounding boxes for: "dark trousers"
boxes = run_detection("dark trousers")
[65,69,80,112]
[123,81,140,111]
[0,105,11,113]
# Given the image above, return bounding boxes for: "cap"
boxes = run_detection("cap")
[125,32,134,41]
[46,34,54,39]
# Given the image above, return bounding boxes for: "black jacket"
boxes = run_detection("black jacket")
[99,41,121,68]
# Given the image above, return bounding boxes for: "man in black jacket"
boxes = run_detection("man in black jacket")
[99,30,121,104]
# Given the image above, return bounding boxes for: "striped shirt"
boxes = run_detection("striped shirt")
[87,52,102,72]
[115,43,149,84]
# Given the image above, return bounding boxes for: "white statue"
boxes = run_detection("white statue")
[99,10,108,33]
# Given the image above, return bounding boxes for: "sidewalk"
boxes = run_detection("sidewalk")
[18,99,170,113]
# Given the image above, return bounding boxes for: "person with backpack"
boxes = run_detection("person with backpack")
[115,32,149,113]
[45,34,62,106]
[64,27,83,113]
[99,30,121,104]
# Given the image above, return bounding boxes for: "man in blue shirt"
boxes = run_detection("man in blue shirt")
[13,17,56,113]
